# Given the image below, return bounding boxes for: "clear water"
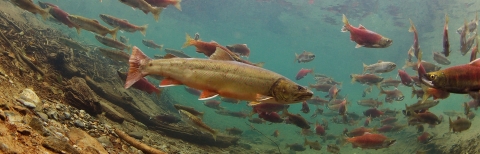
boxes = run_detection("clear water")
[38,0,480,153]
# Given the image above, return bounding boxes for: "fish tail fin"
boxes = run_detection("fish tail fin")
[445,13,449,25]
[378,87,386,96]
[158,44,164,51]
[448,117,452,132]
[362,63,368,74]
[420,84,430,104]
[212,130,217,141]
[139,24,148,36]
[75,26,81,35]
[294,53,299,63]
[125,46,150,89]
[341,14,350,32]
[151,7,163,22]
[304,138,308,146]
[40,7,51,20]
[403,59,412,69]
[408,18,415,32]
[350,74,356,84]
[411,86,416,98]
[182,33,194,49]
[174,0,182,11]
[110,27,120,41]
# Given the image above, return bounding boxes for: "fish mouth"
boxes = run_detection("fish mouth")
[420,76,435,87]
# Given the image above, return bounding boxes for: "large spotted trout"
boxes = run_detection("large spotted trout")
[125,46,313,105]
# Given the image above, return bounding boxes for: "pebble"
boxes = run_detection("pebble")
[47,110,58,120]
[42,136,80,154]
[16,98,36,109]
[36,112,48,121]
[0,110,5,121]
[63,112,71,120]
[97,136,113,148]
[74,120,85,128]
[127,131,144,140]
[18,88,41,104]
[29,117,50,137]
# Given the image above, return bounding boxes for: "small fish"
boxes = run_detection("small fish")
[304,138,322,150]
[314,120,326,136]
[470,35,479,62]
[119,36,129,44]
[142,39,163,51]
[380,77,401,88]
[346,127,374,137]
[350,74,384,85]
[95,35,131,51]
[151,114,181,124]
[294,51,315,63]
[456,12,478,35]
[100,14,148,36]
[295,68,313,80]
[179,109,217,141]
[247,118,265,124]
[363,108,383,118]
[379,87,404,103]
[449,116,471,132]
[403,100,440,116]
[408,19,421,59]
[380,117,398,125]
[173,104,204,118]
[326,84,340,101]
[10,0,50,20]
[461,33,477,56]
[398,69,413,87]
[164,48,191,58]
[68,14,119,39]
[433,52,451,65]
[118,0,163,21]
[460,20,470,55]
[410,112,441,125]
[327,144,340,154]
[203,100,224,110]
[363,61,396,74]
[341,14,392,48]
[225,127,243,136]
[272,130,279,137]
[285,143,306,152]
[58,37,89,52]
[417,132,433,144]
[442,14,450,57]
[258,112,284,123]
[283,108,310,129]
[226,44,250,57]
[38,2,80,31]
[357,98,382,108]
[300,101,310,113]
[96,48,130,63]
[144,0,182,11]
[308,83,334,92]
[345,132,396,150]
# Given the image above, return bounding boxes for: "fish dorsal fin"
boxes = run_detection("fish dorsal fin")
[469,58,480,67]
[377,60,383,63]
[123,19,128,22]
[363,132,371,135]
[358,24,366,29]
[93,19,99,23]
[163,53,178,59]
[457,116,461,120]
[210,47,235,61]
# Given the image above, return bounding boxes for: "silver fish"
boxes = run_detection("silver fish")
[294,51,315,63]
[363,61,396,74]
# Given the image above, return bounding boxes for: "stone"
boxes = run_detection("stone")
[36,112,48,121]
[0,110,5,121]
[97,136,113,148]
[99,101,124,123]
[67,127,108,154]
[65,77,102,115]
[47,110,58,120]
[16,98,36,109]
[42,136,80,154]
[63,112,71,120]
[12,105,28,115]
[29,117,50,137]
[18,88,41,104]
[127,131,144,140]
[74,120,85,128]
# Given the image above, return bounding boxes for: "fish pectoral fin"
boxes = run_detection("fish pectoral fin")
[210,47,235,61]
[355,44,363,48]
[469,58,480,67]
[256,94,273,102]
[248,101,262,106]
[159,78,183,87]
[198,90,219,100]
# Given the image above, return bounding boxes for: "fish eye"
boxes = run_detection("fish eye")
[297,85,304,91]
[429,74,437,80]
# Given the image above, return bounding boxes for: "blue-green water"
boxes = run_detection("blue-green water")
[30,0,480,153]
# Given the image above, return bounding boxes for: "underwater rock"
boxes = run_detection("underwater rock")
[99,101,124,123]
[29,117,51,137]
[42,136,80,154]
[65,77,102,115]
[74,120,85,128]
[67,127,108,154]
[17,88,41,109]
[127,131,144,140]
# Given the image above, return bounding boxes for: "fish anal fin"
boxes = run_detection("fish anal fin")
[355,44,363,48]
[469,58,480,67]
[248,101,262,106]
[199,90,219,100]
[159,78,183,87]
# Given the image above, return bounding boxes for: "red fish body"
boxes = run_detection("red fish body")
[300,101,310,113]
[251,103,288,114]
[443,14,450,57]
[296,68,313,80]
[341,14,392,48]
[409,19,421,59]
[258,112,283,123]
[117,70,160,95]
[315,121,326,136]
[422,59,480,94]
[100,14,148,36]
[346,133,396,150]
[363,108,383,118]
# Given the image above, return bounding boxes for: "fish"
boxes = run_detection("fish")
[68,14,119,39]
[272,130,279,137]
[38,2,80,31]
[345,132,396,150]
[119,36,129,44]
[456,12,478,35]
[398,69,414,87]
[118,0,163,21]
[460,20,470,55]
[443,110,463,117]
[314,120,326,136]
[350,74,384,85]
[442,14,450,57]
[363,61,396,74]
[125,46,313,104]
[164,48,191,58]
[141,39,163,51]
[215,110,248,119]
[449,116,471,132]
[408,19,421,59]
[173,104,204,118]
[304,138,322,150]
[285,143,306,152]
[258,112,284,123]
[283,108,310,129]
[417,132,433,144]
[178,109,217,141]
[341,14,392,48]
[364,117,371,126]
[307,96,329,106]
[220,97,241,104]
[226,44,250,57]
[250,103,289,115]
[357,98,382,108]
[346,127,374,137]
[203,100,224,110]
[295,68,313,80]
[311,107,324,118]
[363,108,383,118]
[308,83,334,92]
[117,70,161,95]
[379,87,404,103]
[95,35,131,51]
[380,77,401,88]
[225,127,243,135]
[416,124,424,133]
[99,14,148,36]
[362,86,372,97]
[404,60,441,73]
[470,35,479,62]
[461,33,477,56]
[58,37,89,52]
[144,0,182,11]
[403,100,440,116]
[247,118,265,124]
[433,52,451,65]
[410,112,441,125]
[10,0,50,20]
[380,117,398,125]
[151,114,181,124]
[327,144,340,154]
[294,51,315,63]
[326,84,340,101]
[300,101,310,113]
[420,58,480,94]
